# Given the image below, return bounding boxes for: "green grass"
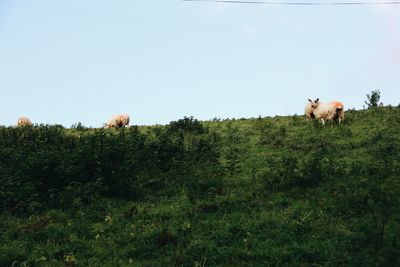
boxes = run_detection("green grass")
[1,107,400,266]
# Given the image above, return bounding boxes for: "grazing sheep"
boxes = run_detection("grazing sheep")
[105,114,130,128]
[17,117,33,127]
[304,100,315,119]
[307,98,344,125]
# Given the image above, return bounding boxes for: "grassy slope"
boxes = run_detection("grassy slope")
[1,108,400,266]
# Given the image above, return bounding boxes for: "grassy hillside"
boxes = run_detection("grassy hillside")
[1,107,400,266]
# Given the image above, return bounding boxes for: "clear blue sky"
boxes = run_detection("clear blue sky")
[1,0,399,127]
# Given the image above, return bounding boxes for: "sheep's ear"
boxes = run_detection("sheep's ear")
[315,98,319,102]
[308,99,313,103]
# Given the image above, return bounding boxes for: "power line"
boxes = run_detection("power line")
[183,0,400,5]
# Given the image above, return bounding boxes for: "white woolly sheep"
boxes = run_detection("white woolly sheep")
[17,117,33,127]
[104,114,130,128]
[307,98,344,125]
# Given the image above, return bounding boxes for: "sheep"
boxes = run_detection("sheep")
[304,101,315,120]
[104,114,130,128]
[17,117,33,127]
[307,98,344,125]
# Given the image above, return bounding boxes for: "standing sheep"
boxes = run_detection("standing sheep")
[17,117,33,127]
[307,98,344,125]
[105,114,130,128]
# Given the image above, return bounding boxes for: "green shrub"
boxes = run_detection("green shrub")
[0,119,225,213]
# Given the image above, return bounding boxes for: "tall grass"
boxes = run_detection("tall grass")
[1,108,399,266]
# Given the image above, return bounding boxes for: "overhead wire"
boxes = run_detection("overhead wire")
[183,0,400,5]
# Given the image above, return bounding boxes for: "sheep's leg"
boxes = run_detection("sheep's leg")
[321,118,325,125]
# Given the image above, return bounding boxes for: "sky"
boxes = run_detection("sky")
[0,0,399,127]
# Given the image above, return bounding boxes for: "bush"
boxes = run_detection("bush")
[0,120,224,213]
[365,90,382,109]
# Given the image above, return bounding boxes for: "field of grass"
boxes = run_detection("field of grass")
[1,107,399,266]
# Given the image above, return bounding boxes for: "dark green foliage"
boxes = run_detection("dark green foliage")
[365,89,382,109]
[0,118,223,213]
[1,108,400,266]
[223,122,245,176]
[70,122,86,131]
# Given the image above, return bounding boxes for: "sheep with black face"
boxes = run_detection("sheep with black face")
[307,98,344,125]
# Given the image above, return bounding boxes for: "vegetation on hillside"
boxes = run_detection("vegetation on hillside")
[365,90,382,109]
[1,106,400,266]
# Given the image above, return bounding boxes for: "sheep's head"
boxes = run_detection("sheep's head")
[308,98,320,109]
